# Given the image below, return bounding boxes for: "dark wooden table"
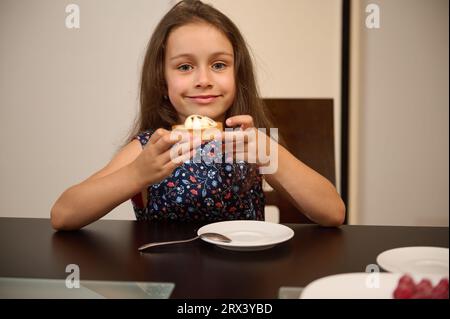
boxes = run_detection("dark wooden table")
[0,218,448,298]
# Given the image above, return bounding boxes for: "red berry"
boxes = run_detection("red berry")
[411,279,433,299]
[393,276,417,299]
[430,278,449,299]
[398,274,415,286]
[393,275,417,299]
[417,279,433,291]
[393,276,449,299]
[430,289,447,299]
[394,285,415,299]
[436,278,449,290]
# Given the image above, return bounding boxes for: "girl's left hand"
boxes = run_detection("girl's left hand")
[224,115,272,166]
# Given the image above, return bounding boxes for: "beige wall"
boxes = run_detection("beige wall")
[350,0,449,226]
[0,0,342,221]
[0,0,171,220]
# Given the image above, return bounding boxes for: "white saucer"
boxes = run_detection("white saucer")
[197,220,294,251]
[301,273,445,299]
[376,246,449,276]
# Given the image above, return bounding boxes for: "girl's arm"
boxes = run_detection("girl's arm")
[263,143,346,226]
[51,129,198,231]
[50,140,145,231]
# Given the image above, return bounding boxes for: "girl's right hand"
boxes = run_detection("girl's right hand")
[130,128,200,186]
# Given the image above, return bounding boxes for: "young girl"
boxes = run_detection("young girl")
[51,0,345,230]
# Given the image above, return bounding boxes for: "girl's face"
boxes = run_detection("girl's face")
[164,22,236,124]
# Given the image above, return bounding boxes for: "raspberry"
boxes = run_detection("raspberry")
[430,278,449,299]
[437,278,449,290]
[398,274,415,286]
[417,279,433,291]
[412,279,436,298]
[393,275,449,299]
[393,275,417,299]
[394,285,415,299]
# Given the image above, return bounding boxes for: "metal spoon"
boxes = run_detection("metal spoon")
[138,232,231,251]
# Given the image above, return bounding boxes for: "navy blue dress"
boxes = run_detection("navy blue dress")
[130,129,265,222]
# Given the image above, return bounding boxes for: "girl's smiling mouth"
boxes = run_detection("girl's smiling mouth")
[187,95,221,104]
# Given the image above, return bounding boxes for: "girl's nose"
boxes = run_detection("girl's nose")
[195,67,213,88]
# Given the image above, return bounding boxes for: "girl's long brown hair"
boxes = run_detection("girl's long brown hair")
[122,0,274,148]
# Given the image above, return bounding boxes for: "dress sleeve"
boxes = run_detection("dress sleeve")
[130,129,154,213]
[134,129,154,148]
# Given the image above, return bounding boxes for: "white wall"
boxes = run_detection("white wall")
[350,0,449,226]
[0,0,171,220]
[0,0,342,221]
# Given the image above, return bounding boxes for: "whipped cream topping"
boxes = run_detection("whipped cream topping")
[183,115,217,129]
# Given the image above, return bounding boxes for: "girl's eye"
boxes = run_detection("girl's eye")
[212,62,226,70]
[177,64,193,72]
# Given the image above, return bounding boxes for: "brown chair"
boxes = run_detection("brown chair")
[263,99,336,223]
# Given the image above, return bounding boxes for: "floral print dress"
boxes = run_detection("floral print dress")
[131,129,265,222]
